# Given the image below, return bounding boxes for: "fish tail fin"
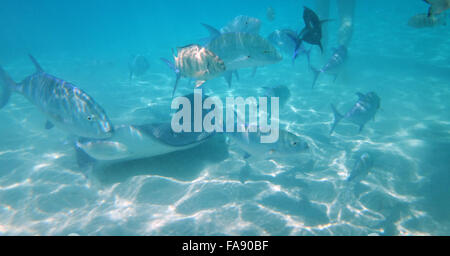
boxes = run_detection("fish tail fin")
[161,58,181,97]
[305,48,312,67]
[311,66,321,89]
[201,23,221,40]
[330,104,344,135]
[286,33,302,63]
[0,65,16,109]
[74,143,97,170]
[28,54,44,72]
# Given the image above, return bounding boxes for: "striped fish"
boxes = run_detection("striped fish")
[0,55,113,139]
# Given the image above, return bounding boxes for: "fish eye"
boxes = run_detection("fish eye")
[292,142,297,146]
[87,115,95,121]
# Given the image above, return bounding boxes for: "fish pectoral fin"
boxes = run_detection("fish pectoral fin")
[195,80,206,88]
[45,120,55,130]
[359,124,365,133]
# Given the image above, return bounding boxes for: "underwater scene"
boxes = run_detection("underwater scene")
[0,0,449,236]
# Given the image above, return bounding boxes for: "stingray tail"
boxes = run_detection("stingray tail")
[0,65,16,109]
[330,104,343,135]
[161,58,181,97]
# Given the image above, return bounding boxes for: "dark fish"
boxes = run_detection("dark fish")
[129,55,150,81]
[408,13,447,28]
[0,55,114,139]
[311,45,348,88]
[330,92,381,134]
[291,6,332,55]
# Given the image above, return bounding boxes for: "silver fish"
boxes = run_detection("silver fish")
[229,125,309,159]
[129,54,150,81]
[0,55,113,139]
[161,44,226,96]
[220,15,261,34]
[408,13,447,28]
[347,152,373,182]
[311,45,348,88]
[330,92,381,134]
[203,25,282,87]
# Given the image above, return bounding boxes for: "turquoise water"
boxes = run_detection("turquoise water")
[0,0,449,235]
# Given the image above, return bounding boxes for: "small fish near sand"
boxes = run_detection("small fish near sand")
[311,45,348,88]
[408,13,447,28]
[161,44,226,97]
[347,152,373,183]
[0,55,114,139]
[423,0,450,17]
[229,125,309,160]
[330,92,381,135]
[129,54,150,81]
[267,7,276,22]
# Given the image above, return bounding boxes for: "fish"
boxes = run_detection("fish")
[292,6,332,55]
[347,152,373,182]
[75,122,214,166]
[267,7,276,22]
[129,55,150,81]
[262,84,291,110]
[229,125,309,159]
[161,44,226,97]
[408,13,447,28]
[423,0,450,17]
[0,55,113,139]
[330,92,381,134]
[220,15,261,34]
[75,92,216,166]
[311,45,348,88]
[267,29,311,64]
[203,25,283,87]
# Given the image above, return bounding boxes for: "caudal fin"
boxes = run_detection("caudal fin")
[161,58,181,97]
[0,65,16,109]
[311,67,321,89]
[286,33,303,64]
[330,104,344,135]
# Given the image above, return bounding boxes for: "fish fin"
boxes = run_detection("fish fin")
[195,80,206,88]
[234,70,240,81]
[45,120,54,130]
[201,23,221,39]
[318,42,324,54]
[161,58,181,97]
[172,74,181,97]
[286,33,302,62]
[0,65,14,109]
[251,67,257,78]
[311,67,321,89]
[356,92,365,99]
[224,71,233,88]
[359,124,365,133]
[330,104,344,135]
[321,19,334,24]
[333,73,339,83]
[28,54,44,72]
[74,143,97,170]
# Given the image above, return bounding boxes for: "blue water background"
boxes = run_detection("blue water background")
[0,0,449,235]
